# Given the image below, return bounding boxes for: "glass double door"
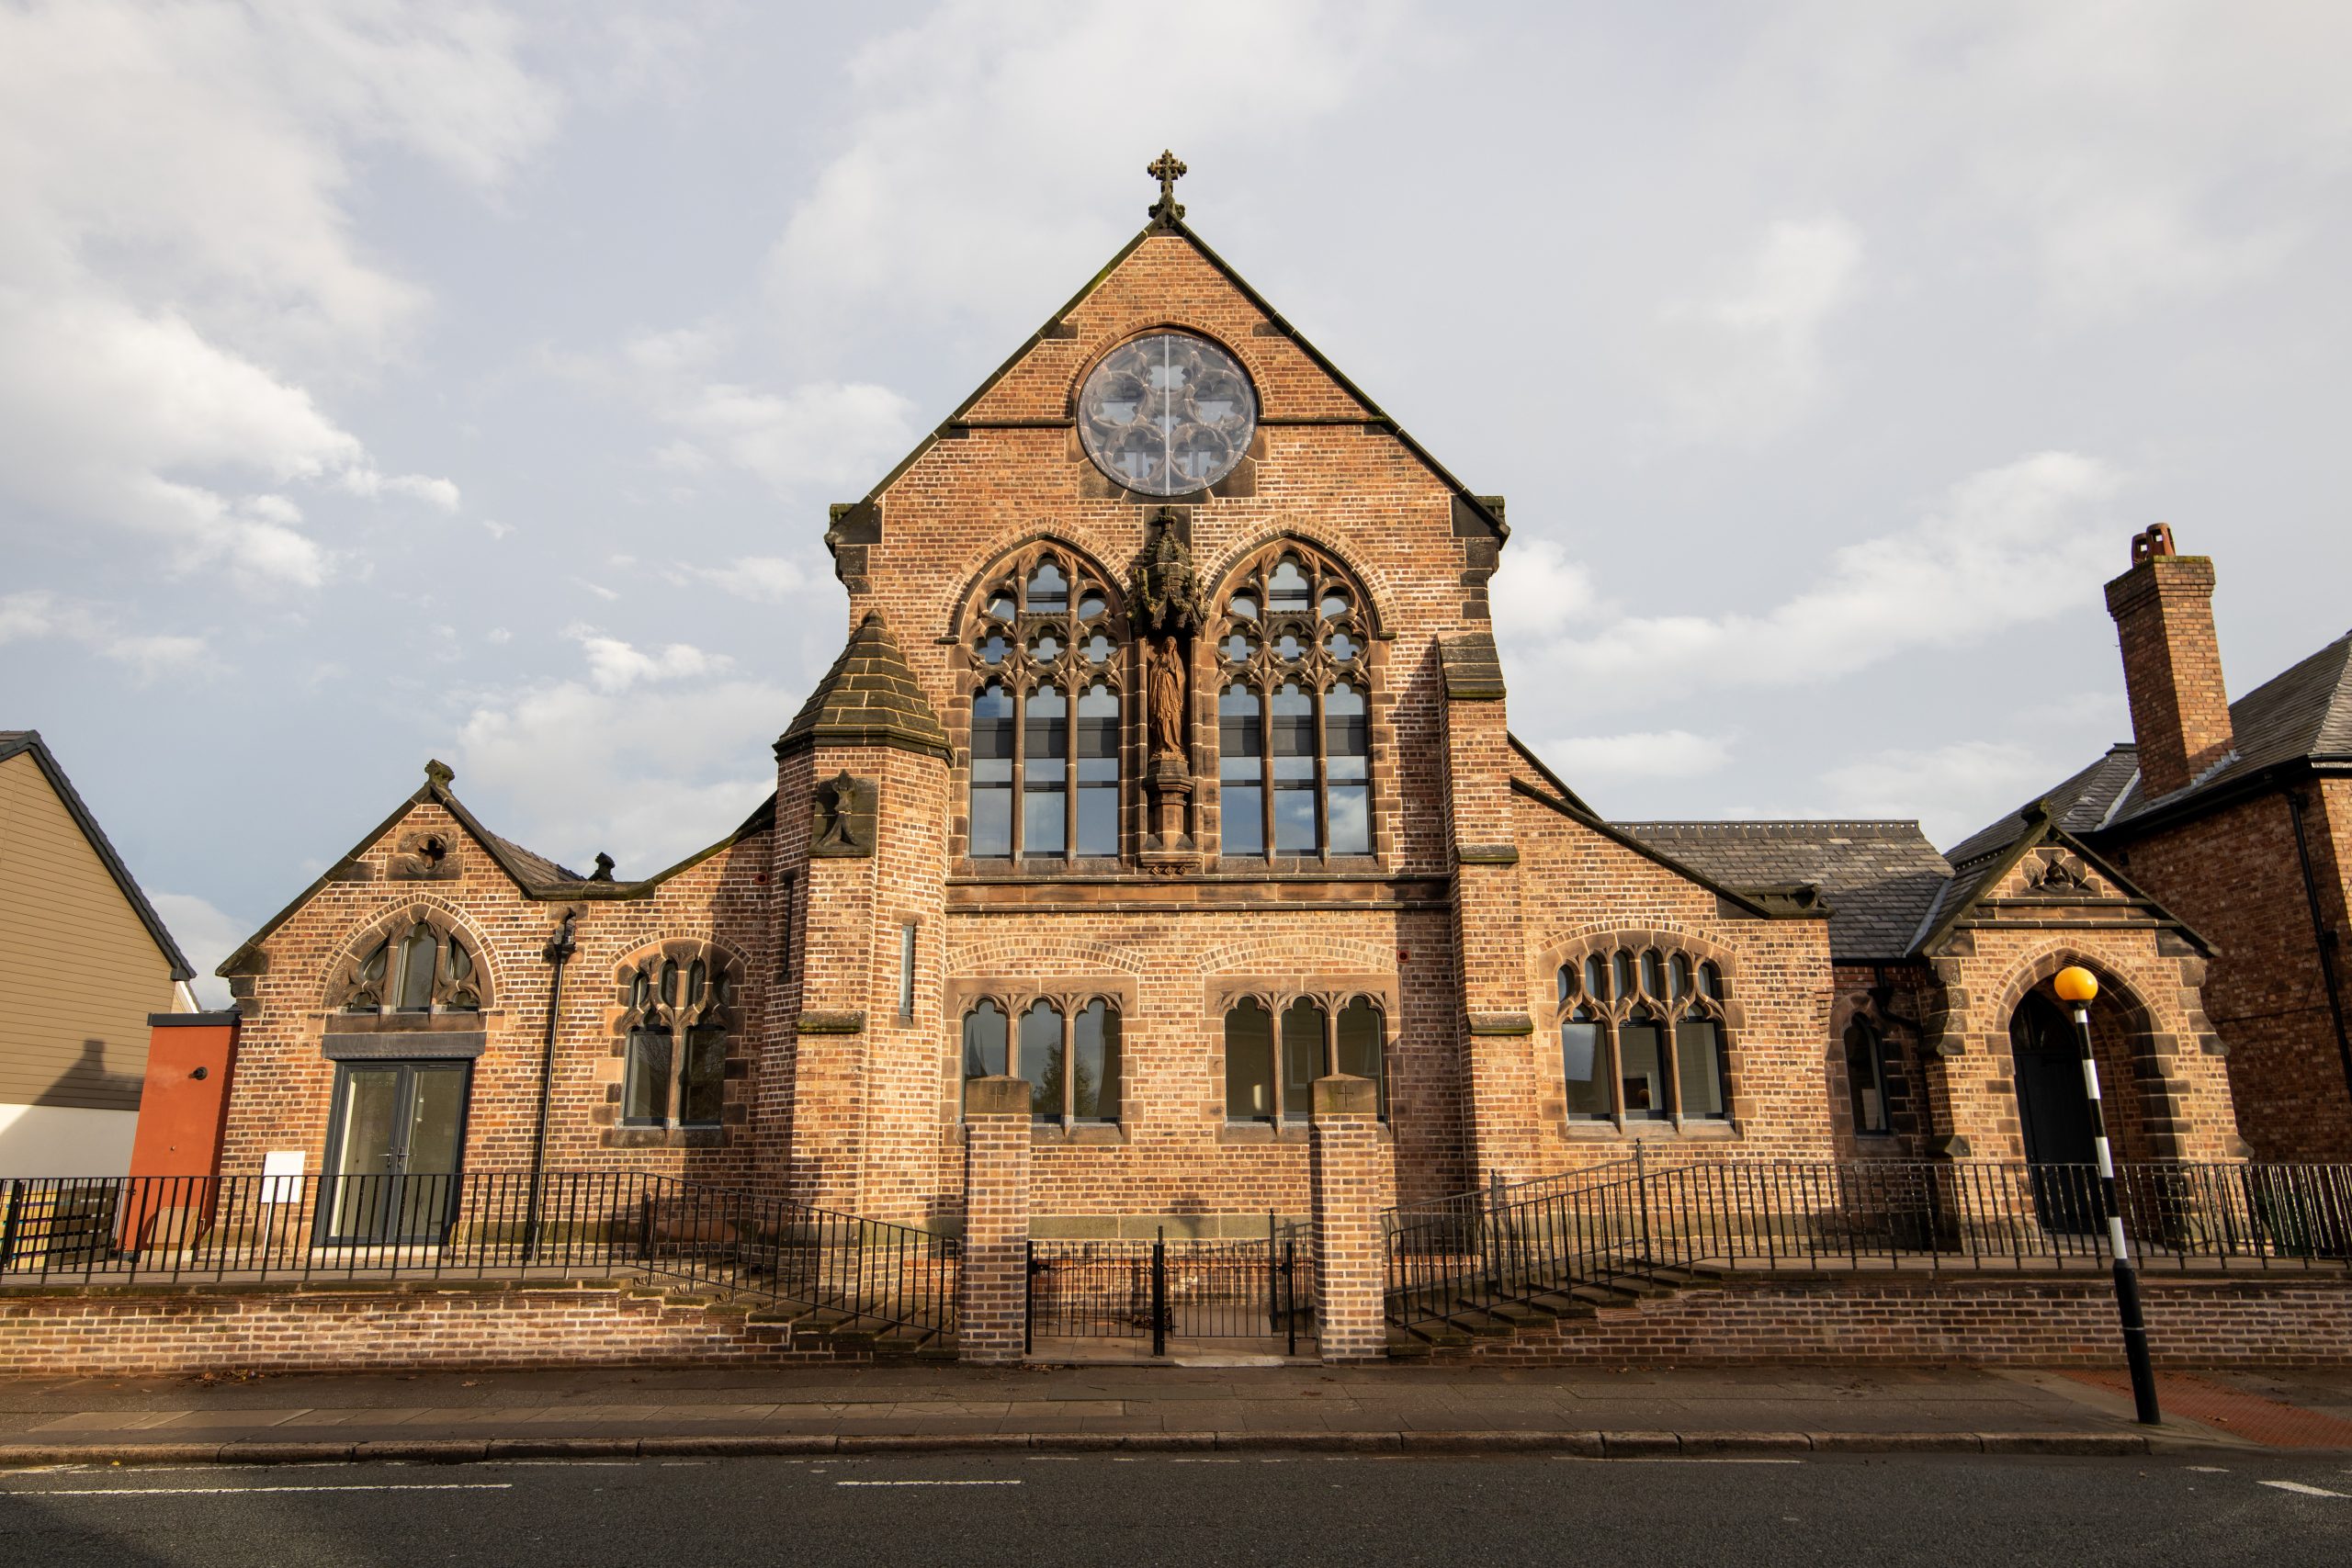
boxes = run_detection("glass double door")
[321,1062,469,1246]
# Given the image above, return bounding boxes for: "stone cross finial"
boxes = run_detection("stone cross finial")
[1147,149,1187,224]
[424,759,455,788]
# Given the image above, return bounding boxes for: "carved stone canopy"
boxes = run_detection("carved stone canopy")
[1127,508,1204,637]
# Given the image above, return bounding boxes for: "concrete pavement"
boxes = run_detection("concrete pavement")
[3,1361,2349,1464]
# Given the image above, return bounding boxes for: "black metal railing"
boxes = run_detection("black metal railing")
[1384,1156,2352,1328]
[0,1171,957,1338]
[1028,1218,1310,1354]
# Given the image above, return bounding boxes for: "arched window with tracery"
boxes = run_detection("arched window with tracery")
[964,546,1125,863]
[1554,944,1731,1126]
[328,911,485,1018]
[1210,543,1374,861]
[615,944,743,1131]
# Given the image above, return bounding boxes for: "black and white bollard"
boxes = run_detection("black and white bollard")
[2053,964,2161,1426]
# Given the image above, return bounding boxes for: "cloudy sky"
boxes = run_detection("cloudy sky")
[5,1,2348,1002]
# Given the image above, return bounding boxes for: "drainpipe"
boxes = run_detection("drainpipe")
[522,909,578,1264]
[2285,791,2352,1114]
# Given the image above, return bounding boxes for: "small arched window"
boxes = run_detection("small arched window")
[1211,543,1375,862]
[962,999,1009,1078]
[964,547,1125,863]
[1845,1016,1891,1134]
[1554,943,1733,1127]
[1018,999,1063,1120]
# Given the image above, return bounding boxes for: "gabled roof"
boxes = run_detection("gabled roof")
[218,764,776,976]
[775,612,951,761]
[0,730,194,980]
[836,210,1507,542]
[1946,628,2352,860]
[1617,820,1952,963]
[1919,802,2207,957]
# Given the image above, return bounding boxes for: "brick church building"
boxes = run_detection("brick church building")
[209,161,2254,1244]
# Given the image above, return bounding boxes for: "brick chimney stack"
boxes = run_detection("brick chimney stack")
[2105,524,2233,800]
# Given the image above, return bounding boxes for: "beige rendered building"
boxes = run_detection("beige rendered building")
[0,731,195,1176]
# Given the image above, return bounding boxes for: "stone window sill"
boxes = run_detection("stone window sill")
[602,1125,727,1150]
[1031,1122,1127,1147]
[1217,1121,1393,1145]
[1559,1119,1741,1142]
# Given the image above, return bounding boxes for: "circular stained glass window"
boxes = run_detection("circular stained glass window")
[1077,332,1258,497]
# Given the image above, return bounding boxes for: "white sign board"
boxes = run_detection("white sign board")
[261,1149,305,1204]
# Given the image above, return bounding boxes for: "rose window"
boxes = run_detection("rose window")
[1077,332,1258,496]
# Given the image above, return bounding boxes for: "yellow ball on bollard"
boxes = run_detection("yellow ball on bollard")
[2052,965,2099,1005]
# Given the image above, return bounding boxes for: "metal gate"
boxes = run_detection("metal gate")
[1025,1223,1310,1354]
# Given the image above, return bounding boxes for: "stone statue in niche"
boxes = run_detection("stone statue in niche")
[390,829,458,880]
[1148,637,1187,761]
[810,771,877,859]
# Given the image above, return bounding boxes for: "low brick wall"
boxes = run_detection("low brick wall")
[0,1280,875,1378]
[1438,1270,2352,1369]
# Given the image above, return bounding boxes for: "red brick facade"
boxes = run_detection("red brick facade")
[208,205,2254,1258]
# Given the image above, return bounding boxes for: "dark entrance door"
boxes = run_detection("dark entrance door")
[320,1062,469,1246]
[2008,992,2099,1233]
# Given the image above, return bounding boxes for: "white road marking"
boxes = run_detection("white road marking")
[2188,1466,2229,1473]
[6,1483,515,1497]
[2258,1481,2349,1499]
[835,1479,1023,1487]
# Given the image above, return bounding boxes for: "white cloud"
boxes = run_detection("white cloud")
[764,0,1410,350]
[1524,451,2120,707]
[673,556,813,604]
[453,641,790,875]
[0,2,554,584]
[1648,216,1864,446]
[1747,4,2352,320]
[1544,729,1734,784]
[569,628,730,694]
[0,591,213,682]
[1488,536,1600,647]
[1819,739,2054,847]
[656,380,918,495]
[149,892,251,1008]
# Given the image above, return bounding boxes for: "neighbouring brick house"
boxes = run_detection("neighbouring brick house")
[1946,525,2352,1161]
[204,165,2252,1246]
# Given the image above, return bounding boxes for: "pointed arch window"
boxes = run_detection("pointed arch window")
[616,948,740,1132]
[1210,544,1375,862]
[964,547,1125,863]
[334,917,482,1018]
[1554,945,1732,1127]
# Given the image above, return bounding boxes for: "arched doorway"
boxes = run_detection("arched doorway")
[2008,989,2099,1232]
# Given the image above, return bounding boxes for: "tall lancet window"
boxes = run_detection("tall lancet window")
[1209,543,1376,863]
[963,547,1126,863]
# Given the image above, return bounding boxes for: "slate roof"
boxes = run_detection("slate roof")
[1944,628,2352,866]
[776,612,951,760]
[1618,819,1953,963]
[0,729,195,980]
[216,765,778,977]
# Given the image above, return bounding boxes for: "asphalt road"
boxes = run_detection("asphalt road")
[3,1451,2349,1567]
